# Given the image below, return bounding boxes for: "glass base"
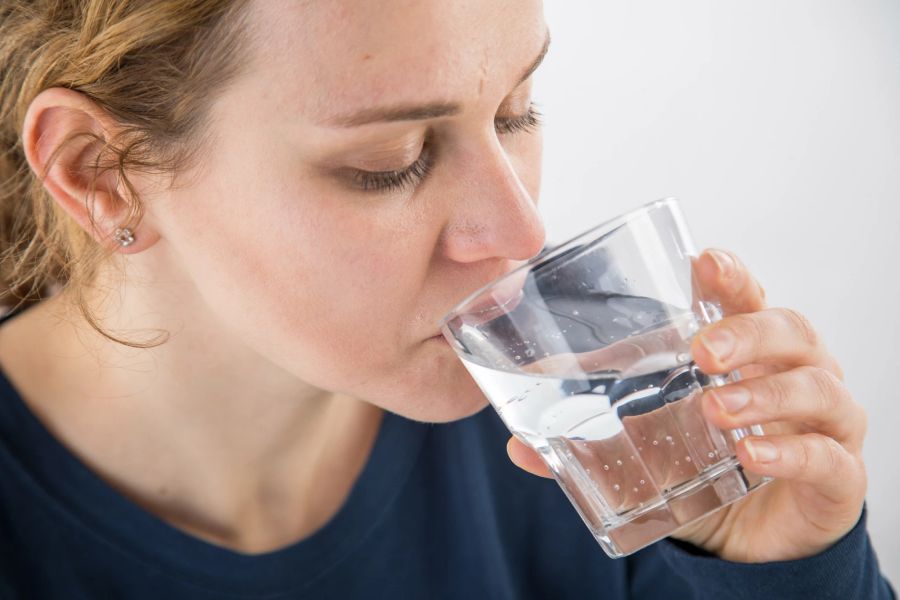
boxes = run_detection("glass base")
[544,449,773,558]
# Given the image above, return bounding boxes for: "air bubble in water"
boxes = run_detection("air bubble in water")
[515,355,521,360]
[665,435,673,444]
[525,348,535,357]
[632,487,639,493]
[572,310,580,316]
[613,484,620,491]
[603,464,609,471]
[652,440,659,446]
[639,479,645,485]
[707,451,716,459]
[675,460,680,465]
[616,459,623,466]
[677,352,689,363]
[685,456,692,462]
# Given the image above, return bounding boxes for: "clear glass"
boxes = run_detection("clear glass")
[439,197,772,558]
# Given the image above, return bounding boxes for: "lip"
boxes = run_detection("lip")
[429,333,449,344]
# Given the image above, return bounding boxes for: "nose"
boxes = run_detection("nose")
[439,135,546,265]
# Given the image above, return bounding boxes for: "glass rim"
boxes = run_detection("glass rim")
[437,196,683,330]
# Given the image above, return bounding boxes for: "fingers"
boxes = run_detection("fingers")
[690,307,844,380]
[507,436,553,478]
[692,248,768,316]
[700,365,868,452]
[735,432,867,505]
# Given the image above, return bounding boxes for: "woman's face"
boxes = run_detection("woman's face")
[146,0,548,422]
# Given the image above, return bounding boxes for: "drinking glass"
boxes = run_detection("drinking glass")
[438,197,772,558]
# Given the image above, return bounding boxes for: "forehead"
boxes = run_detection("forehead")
[240,0,546,122]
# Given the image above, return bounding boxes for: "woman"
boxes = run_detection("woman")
[0,0,894,598]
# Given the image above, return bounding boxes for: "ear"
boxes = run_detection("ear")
[21,87,160,254]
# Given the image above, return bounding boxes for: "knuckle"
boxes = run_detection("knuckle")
[779,307,820,349]
[761,373,793,415]
[824,354,846,382]
[794,437,814,472]
[805,366,843,413]
[846,401,869,449]
[819,435,848,474]
[735,313,766,356]
[716,249,741,279]
[755,277,767,301]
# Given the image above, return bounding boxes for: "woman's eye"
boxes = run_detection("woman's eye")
[495,102,543,136]
[348,146,434,194]
[347,104,542,195]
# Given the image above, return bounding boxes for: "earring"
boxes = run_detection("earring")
[114,227,135,247]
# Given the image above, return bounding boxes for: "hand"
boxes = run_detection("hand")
[506,248,869,563]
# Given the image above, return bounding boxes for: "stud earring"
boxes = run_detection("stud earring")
[114,227,135,247]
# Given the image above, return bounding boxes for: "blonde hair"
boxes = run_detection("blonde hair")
[0,0,252,347]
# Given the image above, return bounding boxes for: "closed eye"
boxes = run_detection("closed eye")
[495,102,543,136]
[348,103,543,194]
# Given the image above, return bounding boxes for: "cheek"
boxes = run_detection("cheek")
[161,173,425,389]
[155,137,493,421]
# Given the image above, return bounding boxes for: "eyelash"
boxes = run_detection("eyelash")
[351,103,543,194]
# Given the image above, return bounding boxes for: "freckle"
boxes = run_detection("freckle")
[361,53,372,60]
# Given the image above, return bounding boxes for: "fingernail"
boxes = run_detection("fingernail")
[712,386,751,413]
[711,250,736,279]
[699,329,735,361]
[745,439,779,463]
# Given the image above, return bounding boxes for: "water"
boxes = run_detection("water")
[457,291,767,557]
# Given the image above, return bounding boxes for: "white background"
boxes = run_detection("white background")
[534,0,900,582]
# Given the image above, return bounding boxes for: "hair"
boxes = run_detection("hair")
[0,0,253,347]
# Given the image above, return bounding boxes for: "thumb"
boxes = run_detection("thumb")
[507,436,554,478]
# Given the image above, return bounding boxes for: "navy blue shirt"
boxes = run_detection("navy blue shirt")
[0,307,895,599]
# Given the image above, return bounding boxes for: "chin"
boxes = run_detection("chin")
[392,368,493,424]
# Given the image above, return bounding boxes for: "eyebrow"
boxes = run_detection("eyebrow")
[324,29,551,128]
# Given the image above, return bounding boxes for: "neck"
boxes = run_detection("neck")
[0,264,383,553]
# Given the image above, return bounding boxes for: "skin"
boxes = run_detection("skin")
[2,0,868,563]
[508,249,869,563]
[3,0,547,554]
